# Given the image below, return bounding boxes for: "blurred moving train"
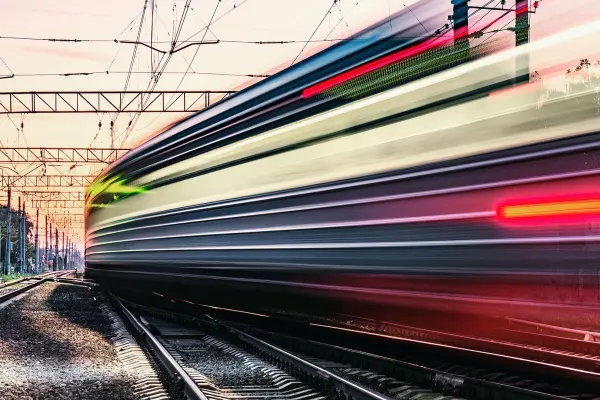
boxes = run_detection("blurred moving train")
[86,4,600,324]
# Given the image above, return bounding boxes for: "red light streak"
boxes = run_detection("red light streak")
[515,3,529,16]
[496,195,600,221]
[301,34,458,99]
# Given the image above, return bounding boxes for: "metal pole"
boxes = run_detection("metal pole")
[62,233,65,270]
[4,188,11,275]
[515,0,530,83]
[54,228,58,271]
[44,216,48,273]
[22,201,26,274]
[17,197,22,274]
[34,208,39,274]
[451,0,469,60]
[49,222,53,271]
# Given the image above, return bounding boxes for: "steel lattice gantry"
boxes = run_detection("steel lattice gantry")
[0,148,129,163]
[45,214,84,223]
[0,191,85,201]
[1,175,95,188]
[16,199,84,209]
[0,91,236,114]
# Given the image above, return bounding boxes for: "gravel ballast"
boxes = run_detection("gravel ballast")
[0,282,159,400]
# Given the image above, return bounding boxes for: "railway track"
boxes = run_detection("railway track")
[0,273,169,400]
[256,309,600,374]
[0,270,71,300]
[115,297,389,400]
[116,297,600,400]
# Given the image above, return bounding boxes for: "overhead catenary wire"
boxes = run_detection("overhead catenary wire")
[290,0,338,66]
[0,34,424,44]
[119,0,223,148]
[115,0,197,147]
[174,0,250,49]
[7,70,270,78]
[0,54,14,79]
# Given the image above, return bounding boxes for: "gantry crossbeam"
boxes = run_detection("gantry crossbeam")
[44,214,85,223]
[1,175,95,188]
[0,148,129,163]
[19,200,84,209]
[1,191,85,201]
[0,91,236,114]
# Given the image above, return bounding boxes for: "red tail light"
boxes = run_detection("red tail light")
[497,196,600,220]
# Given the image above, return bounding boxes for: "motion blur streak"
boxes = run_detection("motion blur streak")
[498,198,600,219]
[85,1,600,333]
[87,20,600,230]
[308,323,600,378]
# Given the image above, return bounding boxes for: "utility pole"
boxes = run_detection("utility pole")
[22,200,26,274]
[50,224,54,271]
[451,0,469,59]
[34,208,39,274]
[62,232,65,270]
[17,197,22,274]
[44,216,48,273]
[54,228,58,272]
[4,188,11,275]
[515,0,529,83]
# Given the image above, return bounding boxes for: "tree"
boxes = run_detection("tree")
[0,205,34,273]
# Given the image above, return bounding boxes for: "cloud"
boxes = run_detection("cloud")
[22,46,108,64]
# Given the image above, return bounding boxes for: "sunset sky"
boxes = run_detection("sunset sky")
[0,0,598,249]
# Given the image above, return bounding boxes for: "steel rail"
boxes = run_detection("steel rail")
[114,298,209,400]
[213,317,393,400]
[327,316,600,370]
[506,317,600,342]
[0,270,73,303]
[118,298,587,399]
[248,328,571,400]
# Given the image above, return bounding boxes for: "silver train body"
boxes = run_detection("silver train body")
[85,17,600,321]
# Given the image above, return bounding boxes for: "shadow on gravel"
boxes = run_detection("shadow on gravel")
[0,283,113,363]
[44,284,112,337]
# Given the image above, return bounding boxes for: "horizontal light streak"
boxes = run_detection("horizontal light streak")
[86,235,600,256]
[87,166,600,245]
[179,299,269,318]
[87,212,493,247]
[498,199,600,219]
[87,83,600,235]
[87,21,600,234]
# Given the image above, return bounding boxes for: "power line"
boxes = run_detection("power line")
[116,0,197,147]
[119,0,223,148]
[290,0,338,66]
[7,70,270,78]
[0,34,474,44]
[0,54,14,79]
[175,0,250,47]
